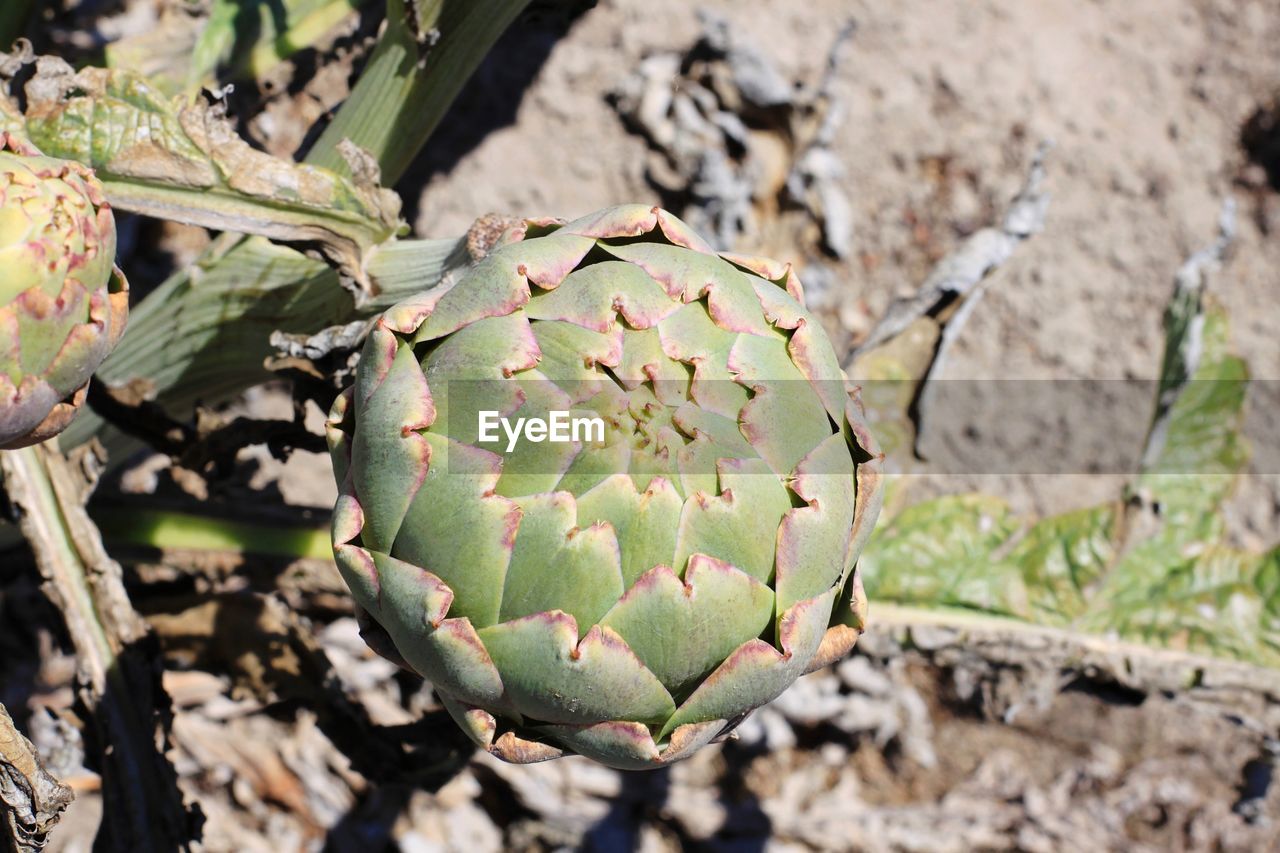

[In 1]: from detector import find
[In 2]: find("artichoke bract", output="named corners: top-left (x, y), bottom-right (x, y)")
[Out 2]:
top-left (327, 205), bottom-right (882, 768)
top-left (0, 133), bottom-right (128, 449)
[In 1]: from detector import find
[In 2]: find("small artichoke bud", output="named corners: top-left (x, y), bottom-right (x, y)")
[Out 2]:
top-left (0, 132), bottom-right (128, 449)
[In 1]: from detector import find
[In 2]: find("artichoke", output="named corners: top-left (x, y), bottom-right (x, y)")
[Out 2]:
top-left (0, 133), bottom-right (128, 449)
top-left (327, 205), bottom-right (883, 768)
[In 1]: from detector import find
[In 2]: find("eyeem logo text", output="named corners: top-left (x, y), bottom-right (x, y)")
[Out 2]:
top-left (477, 410), bottom-right (606, 453)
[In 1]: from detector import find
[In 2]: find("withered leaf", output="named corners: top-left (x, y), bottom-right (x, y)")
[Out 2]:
top-left (20, 58), bottom-right (403, 301)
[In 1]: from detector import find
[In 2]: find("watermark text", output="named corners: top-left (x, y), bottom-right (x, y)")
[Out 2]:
top-left (477, 410), bottom-right (606, 453)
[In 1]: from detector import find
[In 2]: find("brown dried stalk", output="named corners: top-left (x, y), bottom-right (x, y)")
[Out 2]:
top-left (0, 442), bottom-right (199, 851)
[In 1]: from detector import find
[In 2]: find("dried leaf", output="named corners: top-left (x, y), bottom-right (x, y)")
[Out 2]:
top-left (17, 59), bottom-right (403, 299)
top-left (106, 0), bottom-right (370, 98)
top-left (0, 704), bottom-right (73, 853)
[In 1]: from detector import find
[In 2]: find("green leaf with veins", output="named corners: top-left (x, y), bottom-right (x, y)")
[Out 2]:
top-left (22, 61), bottom-right (403, 288)
top-left (862, 297), bottom-right (1275, 667)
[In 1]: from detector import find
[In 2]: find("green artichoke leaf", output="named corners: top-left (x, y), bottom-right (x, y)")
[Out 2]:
top-left (497, 492), bottom-right (625, 634)
top-left (477, 614), bottom-right (676, 726)
top-left (859, 493), bottom-right (1025, 615)
top-left (576, 474), bottom-right (682, 589)
top-left (729, 332), bottom-right (833, 477)
top-left (861, 296), bottom-right (1277, 667)
top-left (600, 556), bottom-right (775, 700)
top-left (672, 457), bottom-right (792, 585)
top-left (774, 431), bottom-right (859, 615)
top-left (392, 433), bottom-right (520, 630)
top-left (20, 59), bottom-right (404, 297)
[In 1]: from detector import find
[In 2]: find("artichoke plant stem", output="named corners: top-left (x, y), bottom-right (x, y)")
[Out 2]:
top-left (91, 505), bottom-right (332, 561)
top-left (2, 446), bottom-right (115, 690)
top-left (0, 443), bottom-right (194, 849)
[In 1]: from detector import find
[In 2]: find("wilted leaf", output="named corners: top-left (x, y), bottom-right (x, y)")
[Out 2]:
top-left (1073, 299), bottom-right (1262, 661)
top-left (1077, 545), bottom-right (1280, 667)
top-left (106, 0), bottom-right (371, 98)
top-left (860, 494), bottom-right (1026, 617)
top-left (1006, 504), bottom-right (1117, 624)
top-left (860, 212), bottom-right (1277, 667)
top-left (19, 58), bottom-right (403, 297)
top-left (1136, 304), bottom-right (1249, 521)
top-left (0, 703), bottom-right (73, 853)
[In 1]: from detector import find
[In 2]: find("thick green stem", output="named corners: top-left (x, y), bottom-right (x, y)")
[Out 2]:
top-left (93, 505), bottom-right (331, 560)
top-left (307, 0), bottom-right (532, 182)
top-left (63, 234), bottom-right (469, 454)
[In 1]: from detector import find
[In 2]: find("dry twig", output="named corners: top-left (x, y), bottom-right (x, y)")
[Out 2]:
top-left (852, 142), bottom-right (1052, 359)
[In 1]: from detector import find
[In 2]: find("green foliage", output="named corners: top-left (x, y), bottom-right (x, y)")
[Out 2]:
top-left (861, 300), bottom-right (1277, 666)
top-left (106, 0), bottom-right (374, 98)
top-left (0, 1), bottom-right (533, 455)
top-left (23, 63), bottom-right (403, 281)
top-left (306, 0), bottom-right (531, 182)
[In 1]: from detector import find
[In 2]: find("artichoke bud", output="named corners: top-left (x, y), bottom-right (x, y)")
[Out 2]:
top-left (0, 132), bottom-right (128, 449)
top-left (327, 205), bottom-right (883, 769)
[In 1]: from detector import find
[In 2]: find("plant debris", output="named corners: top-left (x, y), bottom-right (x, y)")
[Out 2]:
top-left (611, 11), bottom-right (856, 255)
top-left (0, 702), bottom-right (72, 853)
